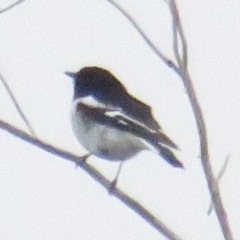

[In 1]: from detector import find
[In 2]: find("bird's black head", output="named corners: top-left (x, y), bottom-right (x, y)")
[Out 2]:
top-left (65, 67), bottom-right (127, 102)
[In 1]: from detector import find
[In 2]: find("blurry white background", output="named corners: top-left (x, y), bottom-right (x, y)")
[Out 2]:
top-left (0, 1), bottom-right (239, 239)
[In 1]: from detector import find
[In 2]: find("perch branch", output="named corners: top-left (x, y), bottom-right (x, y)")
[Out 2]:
top-left (0, 119), bottom-right (182, 240)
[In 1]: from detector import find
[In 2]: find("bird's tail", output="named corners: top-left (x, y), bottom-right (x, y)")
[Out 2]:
top-left (158, 145), bottom-right (183, 168)
top-left (142, 130), bottom-right (183, 168)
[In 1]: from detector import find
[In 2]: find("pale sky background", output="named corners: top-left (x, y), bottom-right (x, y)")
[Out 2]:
top-left (0, 0), bottom-right (240, 239)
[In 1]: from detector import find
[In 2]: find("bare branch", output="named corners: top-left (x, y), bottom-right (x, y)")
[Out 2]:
top-left (168, 1), bottom-right (182, 67)
top-left (182, 71), bottom-right (233, 240)
top-left (106, 0), bottom-right (178, 72)
top-left (0, 119), bottom-right (182, 240)
top-left (167, 1), bottom-right (233, 239)
top-left (0, 0), bottom-right (25, 14)
top-left (0, 72), bottom-right (36, 136)
top-left (167, 0), bottom-right (188, 69)
top-left (208, 155), bottom-right (230, 215)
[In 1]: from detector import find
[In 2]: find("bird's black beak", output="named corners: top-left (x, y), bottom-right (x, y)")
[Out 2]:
top-left (65, 71), bottom-right (76, 79)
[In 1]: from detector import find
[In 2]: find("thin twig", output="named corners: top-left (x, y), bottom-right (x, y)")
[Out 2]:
top-left (106, 0), bottom-right (178, 72)
top-left (0, 0), bottom-right (25, 14)
top-left (0, 72), bottom-right (36, 136)
top-left (181, 70), bottom-right (233, 240)
top-left (215, 155), bottom-right (230, 186)
top-left (169, 2), bottom-right (182, 68)
top-left (168, 1), bottom-right (188, 70)
top-left (167, 1), bottom-right (233, 239)
top-left (208, 155), bottom-right (229, 215)
top-left (0, 119), bottom-right (182, 240)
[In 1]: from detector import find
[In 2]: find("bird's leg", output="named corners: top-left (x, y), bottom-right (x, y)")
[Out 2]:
top-left (108, 161), bottom-right (124, 193)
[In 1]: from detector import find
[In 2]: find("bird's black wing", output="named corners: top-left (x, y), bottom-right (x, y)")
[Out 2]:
top-left (76, 102), bottom-right (183, 168)
top-left (121, 94), bottom-right (162, 131)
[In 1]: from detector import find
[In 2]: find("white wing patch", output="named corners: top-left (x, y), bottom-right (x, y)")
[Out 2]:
top-left (73, 96), bottom-right (121, 112)
top-left (104, 110), bottom-right (156, 134)
top-left (78, 95), bottom-right (108, 109)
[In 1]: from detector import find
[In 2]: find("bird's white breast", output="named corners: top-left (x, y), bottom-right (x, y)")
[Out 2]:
top-left (71, 101), bottom-right (147, 161)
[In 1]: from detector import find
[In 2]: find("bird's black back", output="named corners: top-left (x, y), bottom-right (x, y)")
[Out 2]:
top-left (73, 67), bottom-right (161, 130)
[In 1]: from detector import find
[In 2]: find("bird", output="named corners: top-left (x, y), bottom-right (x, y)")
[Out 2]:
top-left (65, 66), bottom-right (183, 185)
